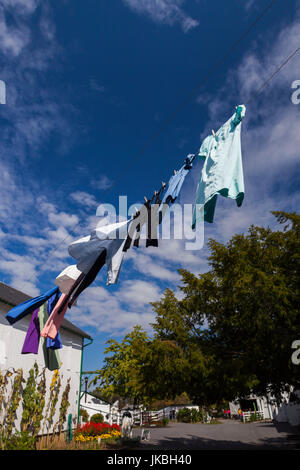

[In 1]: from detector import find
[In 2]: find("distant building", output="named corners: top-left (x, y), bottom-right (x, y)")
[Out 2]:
top-left (229, 390), bottom-right (300, 427)
top-left (0, 282), bottom-right (92, 434)
top-left (80, 392), bottom-right (111, 421)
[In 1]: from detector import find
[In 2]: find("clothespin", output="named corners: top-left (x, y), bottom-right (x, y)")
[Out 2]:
top-left (174, 170), bottom-right (177, 175)
top-left (212, 129), bottom-right (215, 137)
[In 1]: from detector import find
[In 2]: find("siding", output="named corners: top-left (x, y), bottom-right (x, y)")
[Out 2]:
top-left (0, 300), bottom-right (83, 434)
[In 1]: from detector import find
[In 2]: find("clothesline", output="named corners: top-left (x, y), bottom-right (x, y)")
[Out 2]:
top-left (6, 103), bottom-right (246, 362)
top-left (29, 42), bottom-right (299, 280)
top-left (23, 0), bottom-right (278, 278)
top-left (5, 42), bottom-right (300, 367)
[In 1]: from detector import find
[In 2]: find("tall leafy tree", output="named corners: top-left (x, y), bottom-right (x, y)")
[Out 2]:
top-left (95, 212), bottom-right (300, 405)
top-left (162, 211), bottom-right (300, 401)
top-left (92, 326), bottom-right (150, 404)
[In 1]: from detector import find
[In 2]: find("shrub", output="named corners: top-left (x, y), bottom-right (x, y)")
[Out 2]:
top-left (79, 408), bottom-right (89, 422)
top-left (177, 408), bottom-right (202, 423)
top-left (2, 431), bottom-right (37, 450)
top-left (176, 408), bottom-right (193, 423)
top-left (90, 413), bottom-right (104, 424)
top-left (191, 408), bottom-right (200, 423)
top-left (249, 412), bottom-right (261, 422)
top-left (161, 417), bottom-right (169, 427)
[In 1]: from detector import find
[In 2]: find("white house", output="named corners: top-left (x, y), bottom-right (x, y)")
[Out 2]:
top-left (80, 392), bottom-right (111, 421)
top-left (0, 282), bottom-right (93, 434)
top-left (229, 390), bottom-right (300, 426)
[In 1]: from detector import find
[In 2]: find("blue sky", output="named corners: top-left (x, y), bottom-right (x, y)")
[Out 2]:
top-left (0, 0), bottom-right (299, 377)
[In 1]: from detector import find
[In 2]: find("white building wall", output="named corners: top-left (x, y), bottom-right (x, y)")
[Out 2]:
top-left (230, 389), bottom-right (300, 426)
top-left (275, 390), bottom-right (300, 427)
top-left (0, 300), bottom-right (83, 434)
top-left (80, 394), bottom-right (111, 421)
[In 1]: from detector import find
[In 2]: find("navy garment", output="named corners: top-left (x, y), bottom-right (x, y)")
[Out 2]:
top-left (5, 286), bottom-right (59, 325)
top-left (46, 290), bottom-right (63, 350)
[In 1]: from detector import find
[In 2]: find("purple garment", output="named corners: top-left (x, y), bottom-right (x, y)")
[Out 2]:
top-left (21, 308), bottom-right (40, 354)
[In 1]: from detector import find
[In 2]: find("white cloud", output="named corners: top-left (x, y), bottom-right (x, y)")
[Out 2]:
top-left (0, 248), bottom-right (40, 296)
top-left (122, 0), bottom-right (199, 32)
top-left (0, 10), bottom-right (30, 57)
top-left (91, 175), bottom-right (113, 191)
top-left (0, 0), bottom-right (40, 15)
top-left (118, 279), bottom-right (162, 307)
top-left (69, 191), bottom-right (98, 208)
top-left (130, 252), bottom-right (180, 282)
top-left (0, 0), bottom-right (41, 57)
top-left (67, 284), bottom-right (158, 335)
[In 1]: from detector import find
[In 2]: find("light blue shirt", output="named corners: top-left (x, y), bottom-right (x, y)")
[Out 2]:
top-left (192, 105), bottom-right (246, 227)
top-left (160, 154), bottom-right (194, 209)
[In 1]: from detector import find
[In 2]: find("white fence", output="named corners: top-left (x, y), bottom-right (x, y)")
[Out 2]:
top-left (242, 410), bottom-right (264, 422)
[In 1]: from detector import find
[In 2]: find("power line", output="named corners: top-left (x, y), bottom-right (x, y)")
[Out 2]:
top-left (246, 46), bottom-right (300, 105)
top-left (38, 44), bottom-right (300, 282)
top-left (27, 0), bottom-right (278, 277)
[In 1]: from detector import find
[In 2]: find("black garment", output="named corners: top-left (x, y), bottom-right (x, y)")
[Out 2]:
top-left (145, 187), bottom-right (164, 248)
top-left (133, 200), bottom-right (152, 248)
top-left (58, 249), bottom-right (107, 312)
top-left (68, 248), bottom-right (107, 308)
top-left (123, 184), bottom-right (165, 252)
top-left (123, 199), bottom-right (152, 252)
top-left (122, 209), bottom-right (143, 252)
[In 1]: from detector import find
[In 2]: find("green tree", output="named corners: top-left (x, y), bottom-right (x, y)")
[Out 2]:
top-left (94, 212), bottom-right (300, 406)
top-left (92, 326), bottom-right (151, 404)
top-left (154, 211), bottom-right (300, 402)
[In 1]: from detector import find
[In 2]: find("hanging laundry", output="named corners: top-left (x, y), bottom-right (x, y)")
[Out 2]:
top-left (40, 293), bottom-right (69, 340)
top-left (68, 219), bottom-right (131, 283)
top-left (160, 154), bottom-right (195, 208)
top-left (55, 265), bottom-right (82, 295)
top-left (46, 290), bottom-right (63, 350)
top-left (21, 308), bottom-right (40, 355)
top-left (123, 201), bottom-right (151, 252)
top-left (192, 105), bottom-right (246, 227)
top-left (145, 185), bottom-right (166, 248)
top-left (42, 341), bottom-right (61, 371)
top-left (123, 183), bottom-right (166, 252)
top-left (106, 239), bottom-right (126, 285)
top-left (5, 286), bottom-right (59, 325)
top-left (67, 248), bottom-right (107, 307)
top-left (38, 304), bottom-right (61, 370)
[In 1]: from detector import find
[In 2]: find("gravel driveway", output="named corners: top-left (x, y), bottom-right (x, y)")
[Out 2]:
top-left (132, 420), bottom-right (300, 450)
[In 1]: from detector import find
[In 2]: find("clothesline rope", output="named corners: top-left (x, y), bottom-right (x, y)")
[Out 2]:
top-left (27, 0), bottom-right (296, 283)
top-left (245, 45), bottom-right (300, 105)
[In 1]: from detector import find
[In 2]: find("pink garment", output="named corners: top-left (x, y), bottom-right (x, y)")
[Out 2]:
top-left (40, 293), bottom-right (68, 339)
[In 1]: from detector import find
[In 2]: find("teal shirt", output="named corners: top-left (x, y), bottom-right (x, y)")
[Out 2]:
top-left (192, 105), bottom-right (246, 227)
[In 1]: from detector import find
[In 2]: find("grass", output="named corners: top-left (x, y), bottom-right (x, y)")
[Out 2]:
top-left (36, 433), bottom-right (124, 450)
